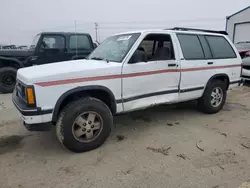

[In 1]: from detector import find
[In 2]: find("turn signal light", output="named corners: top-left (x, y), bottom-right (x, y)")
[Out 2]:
top-left (26, 88), bottom-right (35, 105)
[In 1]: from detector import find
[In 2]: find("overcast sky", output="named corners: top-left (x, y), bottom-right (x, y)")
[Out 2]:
top-left (1, 0), bottom-right (249, 45)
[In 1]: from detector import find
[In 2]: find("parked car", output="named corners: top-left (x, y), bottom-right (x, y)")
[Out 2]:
top-left (1, 45), bottom-right (17, 49)
top-left (0, 32), bottom-right (96, 93)
top-left (235, 41), bottom-right (250, 59)
top-left (12, 27), bottom-right (242, 153)
top-left (17, 45), bottom-right (29, 50)
top-left (242, 56), bottom-right (250, 81)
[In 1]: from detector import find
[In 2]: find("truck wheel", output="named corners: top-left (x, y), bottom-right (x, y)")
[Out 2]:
top-left (56, 97), bottom-right (113, 153)
top-left (0, 67), bottom-right (17, 93)
top-left (198, 80), bottom-right (227, 114)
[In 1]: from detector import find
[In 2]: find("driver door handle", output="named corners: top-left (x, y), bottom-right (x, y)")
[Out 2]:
top-left (168, 63), bottom-right (177, 67)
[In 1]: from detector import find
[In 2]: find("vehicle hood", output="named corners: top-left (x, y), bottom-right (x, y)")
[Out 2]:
top-left (0, 49), bottom-right (33, 57)
top-left (17, 59), bottom-right (121, 84)
top-left (242, 57), bottom-right (250, 66)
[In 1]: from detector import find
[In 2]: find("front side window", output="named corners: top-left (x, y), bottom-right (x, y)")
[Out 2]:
top-left (40, 35), bottom-right (65, 51)
top-left (131, 34), bottom-right (175, 63)
top-left (69, 35), bottom-right (92, 50)
top-left (177, 34), bottom-right (204, 60)
top-left (88, 33), bottom-right (141, 62)
top-left (205, 36), bottom-right (237, 59)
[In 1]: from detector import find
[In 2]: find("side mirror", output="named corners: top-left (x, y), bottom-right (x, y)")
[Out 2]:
top-left (129, 50), bottom-right (148, 64)
top-left (93, 43), bottom-right (98, 49)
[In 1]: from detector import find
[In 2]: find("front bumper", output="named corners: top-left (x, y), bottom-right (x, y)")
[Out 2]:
top-left (242, 68), bottom-right (250, 80)
top-left (12, 91), bottom-right (53, 130)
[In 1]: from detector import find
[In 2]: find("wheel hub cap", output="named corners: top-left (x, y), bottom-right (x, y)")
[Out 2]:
top-left (2, 74), bottom-right (15, 87)
top-left (72, 111), bottom-right (103, 143)
top-left (210, 87), bottom-right (223, 107)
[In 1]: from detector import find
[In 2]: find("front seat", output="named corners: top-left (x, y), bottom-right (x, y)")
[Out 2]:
top-left (152, 42), bottom-right (171, 61)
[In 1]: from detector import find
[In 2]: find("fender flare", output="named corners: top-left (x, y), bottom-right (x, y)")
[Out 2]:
top-left (0, 56), bottom-right (24, 68)
top-left (202, 73), bottom-right (230, 95)
top-left (52, 85), bottom-right (117, 122)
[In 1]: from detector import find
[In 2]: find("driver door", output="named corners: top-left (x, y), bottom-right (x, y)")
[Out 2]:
top-left (35, 34), bottom-right (66, 65)
top-left (121, 33), bottom-right (180, 112)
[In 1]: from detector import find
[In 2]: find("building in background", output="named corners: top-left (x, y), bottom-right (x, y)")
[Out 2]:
top-left (226, 6), bottom-right (250, 44)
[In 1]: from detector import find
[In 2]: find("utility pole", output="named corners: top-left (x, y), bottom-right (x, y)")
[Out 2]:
top-left (94, 22), bottom-right (99, 43)
top-left (75, 20), bottom-right (78, 57)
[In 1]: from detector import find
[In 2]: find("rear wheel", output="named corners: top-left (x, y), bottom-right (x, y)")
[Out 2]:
top-left (0, 67), bottom-right (17, 93)
top-left (56, 97), bottom-right (113, 153)
top-left (198, 80), bottom-right (227, 114)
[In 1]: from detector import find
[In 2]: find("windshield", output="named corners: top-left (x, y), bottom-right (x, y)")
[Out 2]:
top-left (30, 34), bottom-right (41, 49)
top-left (88, 33), bottom-right (141, 62)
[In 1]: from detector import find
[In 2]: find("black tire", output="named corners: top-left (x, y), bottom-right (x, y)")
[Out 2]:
top-left (0, 67), bottom-right (17, 93)
top-left (198, 80), bottom-right (227, 114)
top-left (56, 97), bottom-right (113, 153)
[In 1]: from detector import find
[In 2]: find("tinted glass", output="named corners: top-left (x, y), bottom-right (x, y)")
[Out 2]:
top-left (70, 35), bottom-right (92, 50)
top-left (198, 35), bottom-right (212, 59)
top-left (41, 35), bottom-right (65, 49)
top-left (177, 34), bottom-right (204, 60)
top-left (205, 36), bottom-right (236, 59)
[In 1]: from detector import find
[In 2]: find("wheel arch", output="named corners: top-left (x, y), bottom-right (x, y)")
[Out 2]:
top-left (0, 56), bottom-right (24, 68)
top-left (52, 85), bottom-right (117, 123)
top-left (203, 73), bottom-right (230, 95)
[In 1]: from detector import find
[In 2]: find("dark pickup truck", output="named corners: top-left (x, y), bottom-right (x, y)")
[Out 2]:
top-left (0, 32), bottom-right (96, 93)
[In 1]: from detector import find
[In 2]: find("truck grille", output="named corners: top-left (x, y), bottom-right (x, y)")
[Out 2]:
top-left (16, 80), bottom-right (27, 103)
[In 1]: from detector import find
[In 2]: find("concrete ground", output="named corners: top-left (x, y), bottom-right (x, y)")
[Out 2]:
top-left (0, 86), bottom-right (250, 188)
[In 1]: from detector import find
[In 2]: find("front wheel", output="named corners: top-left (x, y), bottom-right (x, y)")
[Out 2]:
top-left (198, 80), bottom-right (227, 114)
top-left (56, 97), bottom-right (113, 153)
top-left (0, 67), bottom-right (17, 93)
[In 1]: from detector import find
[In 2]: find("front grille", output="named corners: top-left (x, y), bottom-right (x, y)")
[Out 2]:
top-left (242, 65), bottom-right (250, 70)
top-left (242, 75), bottom-right (250, 79)
top-left (16, 80), bottom-right (27, 103)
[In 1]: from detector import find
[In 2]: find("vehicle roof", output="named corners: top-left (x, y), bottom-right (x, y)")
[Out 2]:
top-left (114, 29), bottom-right (225, 36)
top-left (39, 32), bottom-right (91, 36)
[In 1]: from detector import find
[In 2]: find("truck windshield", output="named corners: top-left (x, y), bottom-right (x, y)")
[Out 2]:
top-left (30, 34), bottom-right (41, 49)
top-left (88, 33), bottom-right (141, 62)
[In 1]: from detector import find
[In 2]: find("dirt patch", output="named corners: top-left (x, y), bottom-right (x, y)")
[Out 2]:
top-left (223, 103), bottom-right (249, 111)
top-left (239, 136), bottom-right (250, 150)
top-left (193, 150), bottom-right (239, 169)
top-left (0, 102), bottom-right (6, 110)
top-left (177, 153), bottom-right (189, 160)
top-left (146, 146), bottom-right (171, 156)
top-left (0, 135), bottom-right (30, 155)
top-left (0, 119), bottom-right (20, 128)
top-left (58, 166), bottom-right (76, 175)
top-left (116, 135), bottom-right (125, 142)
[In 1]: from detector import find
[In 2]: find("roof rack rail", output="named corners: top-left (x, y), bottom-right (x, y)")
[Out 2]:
top-left (166, 27), bottom-right (228, 35)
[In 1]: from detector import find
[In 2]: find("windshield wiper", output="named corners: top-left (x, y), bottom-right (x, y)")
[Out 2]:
top-left (89, 57), bottom-right (109, 63)
top-left (90, 57), bottom-right (104, 60)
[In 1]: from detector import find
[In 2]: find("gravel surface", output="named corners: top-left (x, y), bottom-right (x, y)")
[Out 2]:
top-left (0, 86), bottom-right (250, 188)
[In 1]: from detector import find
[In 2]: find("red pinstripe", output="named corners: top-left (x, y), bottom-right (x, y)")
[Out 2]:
top-left (35, 64), bottom-right (241, 87)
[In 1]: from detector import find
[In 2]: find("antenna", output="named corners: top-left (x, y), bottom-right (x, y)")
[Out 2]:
top-left (95, 22), bottom-right (99, 43)
top-left (75, 20), bottom-right (78, 58)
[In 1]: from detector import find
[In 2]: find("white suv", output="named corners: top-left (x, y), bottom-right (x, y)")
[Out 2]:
top-left (12, 27), bottom-right (242, 153)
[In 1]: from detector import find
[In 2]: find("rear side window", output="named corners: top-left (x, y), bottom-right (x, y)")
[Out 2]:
top-left (198, 35), bottom-right (212, 59)
top-left (69, 35), bottom-right (92, 50)
top-left (205, 36), bottom-right (237, 59)
top-left (177, 34), bottom-right (204, 60)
